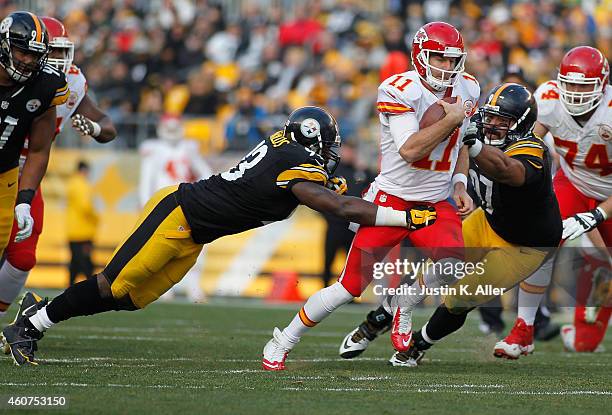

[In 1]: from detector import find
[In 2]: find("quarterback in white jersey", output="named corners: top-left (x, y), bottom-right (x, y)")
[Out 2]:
top-left (0, 16), bottom-right (117, 319)
top-left (263, 22), bottom-right (480, 371)
top-left (139, 116), bottom-right (212, 302)
top-left (375, 68), bottom-right (480, 202)
top-left (498, 46), bottom-right (611, 358)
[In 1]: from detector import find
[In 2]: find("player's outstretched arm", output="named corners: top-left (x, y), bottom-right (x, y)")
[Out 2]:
top-left (291, 181), bottom-right (436, 230)
top-left (468, 144), bottom-right (526, 186)
top-left (72, 94), bottom-right (117, 143)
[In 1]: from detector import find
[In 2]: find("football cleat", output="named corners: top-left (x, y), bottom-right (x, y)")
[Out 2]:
top-left (262, 327), bottom-right (293, 371)
top-left (339, 318), bottom-right (391, 359)
top-left (560, 324), bottom-right (576, 352)
top-left (2, 292), bottom-right (44, 355)
top-left (494, 318), bottom-right (534, 359)
top-left (388, 345), bottom-right (425, 367)
top-left (390, 307), bottom-right (413, 352)
top-left (2, 317), bottom-right (44, 366)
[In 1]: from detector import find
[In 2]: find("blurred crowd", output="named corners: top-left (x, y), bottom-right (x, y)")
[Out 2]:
top-left (2, 0), bottom-right (609, 157)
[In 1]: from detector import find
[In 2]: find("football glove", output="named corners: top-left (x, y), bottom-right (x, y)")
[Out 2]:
top-left (462, 114), bottom-right (481, 147)
top-left (406, 205), bottom-right (437, 230)
top-left (72, 114), bottom-right (101, 137)
top-left (326, 176), bottom-right (348, 195)
top-left (14, 203), bottom-right (33, 242)
top-left (562, 207), bottom-right (607, 240)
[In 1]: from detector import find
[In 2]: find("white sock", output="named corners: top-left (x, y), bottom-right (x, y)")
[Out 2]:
top-left (282, 282), bottom-right (353, 345)
top-left (28, 306), bottom-right (54, 332)
top-left (517, 257), bottom-right (553, 325)
top-left (421, 322), bottom-right (438, 344)
top-left (0, 260), bottom-right (30, 307)
top-left (391, 257), bottom-right (463, 311)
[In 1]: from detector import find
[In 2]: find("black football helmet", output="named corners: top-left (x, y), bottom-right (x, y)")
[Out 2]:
top-left (284, 106), bottom-right (341, 175)
top-left (476, 83), bottom-right (538, 148)
top-left (0, 11), bottom-right (49, 83)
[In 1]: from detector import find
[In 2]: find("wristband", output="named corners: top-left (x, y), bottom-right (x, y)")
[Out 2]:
top-left (16, 189), bottom-right (35, 205)
top-left (451, 173), bottom-right (468, 188)
top-left (91, 121), bottom-right (102, 138)
top-left (468, 139), bottom-right (483, 158)
top-left (375, 206), bottom-right (407, 227)
top-left (595, 206), bottom-right (608, 221)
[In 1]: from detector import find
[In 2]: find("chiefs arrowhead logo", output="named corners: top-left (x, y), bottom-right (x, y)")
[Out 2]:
top-left (414, 28), bottom-right (428, 45)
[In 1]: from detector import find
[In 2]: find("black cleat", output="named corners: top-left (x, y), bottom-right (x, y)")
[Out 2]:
top-left (1, 292), bottom-right (47, 365)
top-left (2, 318), bottom-right (44, 366)
top-left (2, 292), bottom-right (44, 355)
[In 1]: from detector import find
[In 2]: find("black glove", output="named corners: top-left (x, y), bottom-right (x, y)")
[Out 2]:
top-left (406, 205), bottom-right (437, 230)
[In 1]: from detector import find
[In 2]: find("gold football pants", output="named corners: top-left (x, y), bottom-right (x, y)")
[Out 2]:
top-left (103, 185), bottom-right (203, 308)
top-left (444, 207), bottom-right (550, 311)
top-left (0, 167), bottom-right (19, 256)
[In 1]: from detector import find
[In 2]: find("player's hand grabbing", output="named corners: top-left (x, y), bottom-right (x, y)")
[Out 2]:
top-left (326, 176), bottom-right (348, 195)
top-left (462, 114), bottom-right (482, 147)
top-left (562, 207), bottom-right (607, 240)
top-left (439, 95), bottom-right (465, 125)
top-left (406, 205), bottom-right (437, 230)
top-left (14, 203), bottom-right (33, 242)
top-left (72, 113), bottom-right (101, 138)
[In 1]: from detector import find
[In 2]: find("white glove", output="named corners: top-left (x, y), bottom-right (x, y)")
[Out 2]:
top-left (14, 203), bottom-right (33, 242)
top-left (72, 113), bottom-right (101, 137)
top-left (562, 207), bottom-right (607, 240)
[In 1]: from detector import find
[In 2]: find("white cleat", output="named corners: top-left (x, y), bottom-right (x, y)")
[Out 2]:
top-left (560, 324), bottom-right (576, 352)
top-left (388, 349), bottom-right (424, 367)
top-left (339, 327), bottom-right (370, 359)
top-left (262, 327), bottom-right (293, 371)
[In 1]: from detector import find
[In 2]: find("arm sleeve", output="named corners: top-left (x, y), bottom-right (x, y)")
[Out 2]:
top-left (388, 112), bottom-right (419, 149)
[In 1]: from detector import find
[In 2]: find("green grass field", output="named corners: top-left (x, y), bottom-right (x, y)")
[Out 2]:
top-left (0, 297), bottom-right (610, 415)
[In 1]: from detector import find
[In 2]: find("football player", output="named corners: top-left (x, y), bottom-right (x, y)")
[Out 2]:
top-left (0, 16), bottom-right (116, 317)
top-left (139, 115), bottom-right (211, 302)
top-left (388, 83), bottom-right (562, 366)
top-left (1, 106), bottom-right (436, 366)
top-left (263, 22), bottom-right (480, 371)
top-left (0, 12), bottom-right (68, 261)
top-left (498, 46), bottom-right (611, 355)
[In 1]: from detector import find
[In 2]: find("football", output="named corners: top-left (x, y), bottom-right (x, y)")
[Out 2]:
top-left (419, 96), bottom-right (458, 129)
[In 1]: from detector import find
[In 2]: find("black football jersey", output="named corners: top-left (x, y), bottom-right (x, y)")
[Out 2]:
top-left (0, 64), bottom-right (68, 173)
top-left (469, 136), bottom-right (562, 247)
top-left (177, 131), bottom-right (329, 244)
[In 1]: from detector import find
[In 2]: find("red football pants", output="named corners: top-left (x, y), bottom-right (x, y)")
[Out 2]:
top-left (6, 187), bottom-right (43, 271)
top-left (338, 185), bottom-right (463, 297)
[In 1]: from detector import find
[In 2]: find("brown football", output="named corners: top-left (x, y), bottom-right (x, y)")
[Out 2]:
top-left (419, 96), bottom-right (458, 129)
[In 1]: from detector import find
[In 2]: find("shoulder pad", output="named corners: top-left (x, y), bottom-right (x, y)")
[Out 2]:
top-left (377, 71), bottom-right (420, 115)
top-left (535, 81), bottom-right (560, 117)
top-left (459, 72), bottom-right (481, 100)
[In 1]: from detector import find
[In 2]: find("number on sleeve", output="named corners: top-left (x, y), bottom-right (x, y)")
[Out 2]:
top-left (388, 75), bottom-right (412, 92)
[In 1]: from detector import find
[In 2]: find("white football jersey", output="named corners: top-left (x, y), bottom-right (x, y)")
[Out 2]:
top-left (19, 64), bottom-right (88, 172)
top-left (374, 70), bottom-right (480, 203)
top-left (536, 81), bottom-right (612, 200)
top-left (139, 139), bottom-right (212, 207)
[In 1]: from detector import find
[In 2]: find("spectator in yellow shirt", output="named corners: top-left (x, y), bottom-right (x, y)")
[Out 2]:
top-left (66, 161), bottom-right (99, 286)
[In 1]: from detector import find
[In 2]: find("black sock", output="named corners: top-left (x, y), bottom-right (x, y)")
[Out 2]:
top-left (366, 305), bottom-right (393, 329)
top-left (423, 305), bottom-right (470, 343)
top-left (45, 277), bottom-right (119, 323)
top-left (413, 330), bottom-right (433, 351)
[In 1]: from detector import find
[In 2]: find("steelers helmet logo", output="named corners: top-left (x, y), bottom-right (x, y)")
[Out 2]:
top-left (0, 17), bottom-right (12, 34)
top-left (300, 118), bottom-right (321, 139)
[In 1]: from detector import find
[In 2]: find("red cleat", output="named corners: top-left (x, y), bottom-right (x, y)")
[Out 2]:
top-left (494, 318), bottom-right (534, 359)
